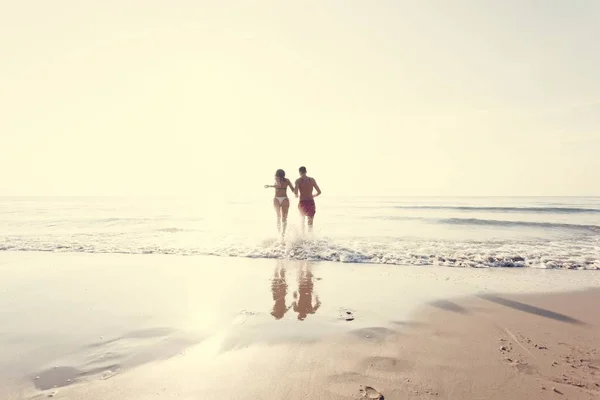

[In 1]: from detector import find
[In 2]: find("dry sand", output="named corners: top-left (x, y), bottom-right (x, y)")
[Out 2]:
top-left (1, 252), bottom-right (599, 399)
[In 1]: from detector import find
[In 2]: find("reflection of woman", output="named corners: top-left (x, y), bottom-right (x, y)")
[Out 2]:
top-left (271, 261), bottom-right (291, 319)
top-left (292, 262), bottom-right (321, 321)
top-left (264, 169), bottom-right (295, 237)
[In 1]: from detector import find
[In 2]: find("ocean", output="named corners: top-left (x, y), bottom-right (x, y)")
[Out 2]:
top-left (1, 196), bottom-right (599, 270)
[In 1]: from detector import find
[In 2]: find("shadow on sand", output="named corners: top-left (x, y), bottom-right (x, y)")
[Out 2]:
top-left (478, 294), bottom-right (584, 325)
top-left (429, 299), bottom-right (469, 315)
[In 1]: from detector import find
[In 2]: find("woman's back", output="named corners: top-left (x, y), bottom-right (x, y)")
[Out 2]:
top-left (274, 178), bottom-right (289, 196)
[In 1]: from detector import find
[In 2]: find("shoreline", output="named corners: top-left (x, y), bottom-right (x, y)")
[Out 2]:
top-left (1, 252), bottom-right (599, 399)
top-left (2, 249), bottom-right (600, 270)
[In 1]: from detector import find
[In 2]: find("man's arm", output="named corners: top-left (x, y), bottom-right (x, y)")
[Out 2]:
top-left (312, 179), bottom-right (321, 197)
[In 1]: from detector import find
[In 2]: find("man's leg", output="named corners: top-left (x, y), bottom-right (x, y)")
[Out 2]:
top-left (307, 200), bottom-right (316, 232)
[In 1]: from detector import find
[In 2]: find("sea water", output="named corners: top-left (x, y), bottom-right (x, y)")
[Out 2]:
top-left (1, 196), bottom-right (599, 269)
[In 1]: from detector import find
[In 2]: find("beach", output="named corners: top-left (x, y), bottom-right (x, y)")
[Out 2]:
top-left (1, 252), bottom-right (599, 399)
top-left (3, 0), bottom-right (600, 395)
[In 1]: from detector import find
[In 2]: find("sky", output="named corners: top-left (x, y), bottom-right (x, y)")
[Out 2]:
top-left (1, 0), bottom-right (599, 197)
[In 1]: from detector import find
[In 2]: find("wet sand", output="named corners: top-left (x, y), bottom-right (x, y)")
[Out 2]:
top-left (1, 252), bottom-right (599, 399)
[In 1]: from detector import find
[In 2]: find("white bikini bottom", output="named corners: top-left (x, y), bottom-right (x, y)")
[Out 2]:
top-left (275, 197), bottom-right (287, 205)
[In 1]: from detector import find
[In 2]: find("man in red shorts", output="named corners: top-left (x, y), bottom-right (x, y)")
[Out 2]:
top-left (294, 166), bottom-right (321, 233)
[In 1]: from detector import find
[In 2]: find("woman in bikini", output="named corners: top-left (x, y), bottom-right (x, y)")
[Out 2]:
top-left (264, 169), bottom-right (295, 237)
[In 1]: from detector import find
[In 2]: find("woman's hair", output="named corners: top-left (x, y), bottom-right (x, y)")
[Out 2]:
top-left (275, 169), bottom-right (286, 185)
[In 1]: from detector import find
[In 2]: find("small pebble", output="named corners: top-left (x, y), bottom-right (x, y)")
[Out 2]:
top-left (48, 391), bottom-right (57, 398)
top-left (553, 387), bottom-right (563, 394)
top-left (500, 346), bottom-right (507, 351)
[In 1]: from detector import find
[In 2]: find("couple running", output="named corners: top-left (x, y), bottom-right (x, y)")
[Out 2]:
top-left (264, 166), bottom-right (321, 237)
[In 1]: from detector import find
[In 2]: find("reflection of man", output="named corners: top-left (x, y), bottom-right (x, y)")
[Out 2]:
top-left (294, 166), bottom-right (321, 233)
top-left (292, 263), bottom-right (321, 320)
top-left (271, 262), bottom-right (291, 319)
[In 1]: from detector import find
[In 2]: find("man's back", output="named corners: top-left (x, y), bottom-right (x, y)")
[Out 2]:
top-left (296, 176), bottom-right (315, 201)
top-left (295, 166), bottom-right (321, 231)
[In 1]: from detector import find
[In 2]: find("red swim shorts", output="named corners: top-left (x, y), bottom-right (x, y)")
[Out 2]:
top-left (298, 199), bottom-right (316, 217)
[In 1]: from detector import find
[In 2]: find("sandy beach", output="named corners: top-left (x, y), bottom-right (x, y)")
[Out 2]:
top-left (1, 252), bottom-right (599, 399)
top-left (3, 0), bottom-right (600, 397)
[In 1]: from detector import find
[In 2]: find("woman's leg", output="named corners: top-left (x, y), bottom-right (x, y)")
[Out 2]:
top-left (281, 198), bottom-right (290, 236)
top-left (273, 198), bottom-right (282, 233)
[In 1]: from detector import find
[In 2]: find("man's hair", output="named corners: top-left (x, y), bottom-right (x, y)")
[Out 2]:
top-left (299, 166), bottom-right (307, 173)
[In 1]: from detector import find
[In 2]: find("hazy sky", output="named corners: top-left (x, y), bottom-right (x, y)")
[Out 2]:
top-left (1, 0), bottom-right (599, 197)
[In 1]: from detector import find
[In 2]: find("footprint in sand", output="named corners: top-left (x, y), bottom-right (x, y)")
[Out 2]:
top-left (359, 386), bottom-right (384, 399)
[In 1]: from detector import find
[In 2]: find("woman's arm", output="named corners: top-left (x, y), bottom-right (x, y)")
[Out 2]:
top-left (264, 184), bottom-right (275, 188)
top-left (288, 179), bottom-right (295, 193)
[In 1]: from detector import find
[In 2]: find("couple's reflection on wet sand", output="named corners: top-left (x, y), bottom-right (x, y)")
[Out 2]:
top-left (270, 260), bottom-right (291, 319)
top-left (271, 260), bottom-right (321, 320)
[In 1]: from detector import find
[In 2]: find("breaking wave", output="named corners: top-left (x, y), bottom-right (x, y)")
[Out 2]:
top-left (440, 218), bottom-right (600, 233)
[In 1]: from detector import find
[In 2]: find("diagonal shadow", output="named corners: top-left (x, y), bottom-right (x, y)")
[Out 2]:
top-left (429, 299), bottom-right (469, 314)
top-left (478, 294), bottom-right (584, 325)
